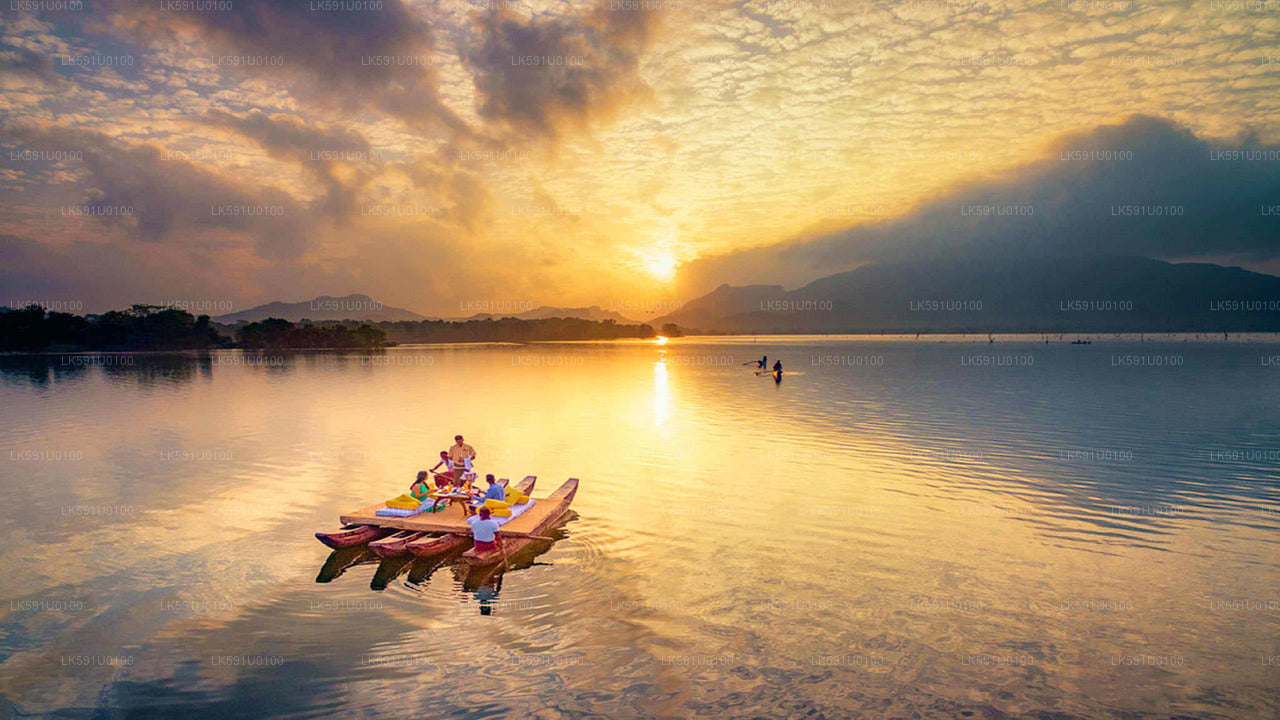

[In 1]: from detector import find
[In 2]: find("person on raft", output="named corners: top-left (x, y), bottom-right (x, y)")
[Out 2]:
top-left (427, 450), bottom-right (453, 488)
top-left (448, 434), bottom-right (476, 485)
top-left (773, 359), bottom-right (783, 374)
top-left (757, 355), bottom-right (768, 368)
top-left (477, 473), bottom-right (505, 503)
top-left (471, 506), bottom-right (502, 553)
top-left (409, 470), bottom-right (432, 500)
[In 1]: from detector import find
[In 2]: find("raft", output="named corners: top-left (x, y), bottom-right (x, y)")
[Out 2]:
top-left (316, 476), bottom-right (577, 561)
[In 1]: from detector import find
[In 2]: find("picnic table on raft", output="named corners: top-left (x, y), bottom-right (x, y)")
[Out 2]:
top-left (428, 488), bottom-right (478, 513)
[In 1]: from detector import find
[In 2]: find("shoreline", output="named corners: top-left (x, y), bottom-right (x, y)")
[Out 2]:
top-left (4, 331), bottom-right (1280, 356)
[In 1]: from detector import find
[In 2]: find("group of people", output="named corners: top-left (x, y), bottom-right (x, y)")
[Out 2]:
top-left (751, 355), bottom-right (783, 381)
top-left (407, 434), bottom-right (505, 551)
top-left (754, 355), bottom-right (782, 373)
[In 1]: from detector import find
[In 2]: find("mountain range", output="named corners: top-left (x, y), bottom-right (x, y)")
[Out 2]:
top-left (455, 305), bottom-right (639, 323)
top-left (213, 294), bottom-right (425, 323)
top-left (652, 256), bottom-right (1280, 333)
top-left (214, 296), bottom-right (641, 324)
top-left (211, 254), bottom-right (1280, 333)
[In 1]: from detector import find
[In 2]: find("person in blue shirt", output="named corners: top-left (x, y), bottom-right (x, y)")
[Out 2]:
top-left (471, 507), bottom-right (501, 552)
top-left (480, 474), bottom-right (505, 503)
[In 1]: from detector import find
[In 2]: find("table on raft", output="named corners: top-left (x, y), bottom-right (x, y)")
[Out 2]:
top-left (341, 490), bottom-right (547, 537)
top-left (428, 489), bottom-right (477, 514)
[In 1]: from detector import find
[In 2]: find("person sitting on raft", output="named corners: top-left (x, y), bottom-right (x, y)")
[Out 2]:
top-left (471, 506), bottom-right (502, 553)
top-left (757, 355), bottom-right (767, 368)
top-left (475, 473), bottom-right (505, 503)
top-left (428, 451), bottom-right (452, 489)
top-left (409, 471), bottom-right (432, 500)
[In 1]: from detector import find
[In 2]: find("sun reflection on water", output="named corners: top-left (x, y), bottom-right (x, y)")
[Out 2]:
top-left (652, 353), bottom-right (669, 426)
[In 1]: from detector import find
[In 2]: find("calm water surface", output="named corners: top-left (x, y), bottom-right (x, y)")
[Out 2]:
top-left (1, 336), bottom-right (1278, 718)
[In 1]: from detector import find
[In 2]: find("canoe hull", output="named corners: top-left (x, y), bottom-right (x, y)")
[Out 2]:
top-left (404, 533), bottom-right (468, 558)
top-left (369, 530), bottom-right (428, 558)
top-left (315, 524), bottom-right (393, 549)
top-left (461, 478), bottom-right (578, 567)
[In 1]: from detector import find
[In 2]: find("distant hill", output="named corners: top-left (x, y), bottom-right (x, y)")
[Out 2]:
top-left (374, 316), bottom-right (655, 343)
top-left (654, 256), bottom-right (1280, 333)
top-left (215, 298), bottom-right (639, 324)
top-left (456, 305), bottom-right (640, 323)
top-left (214, 294), bottom-right (425, 323)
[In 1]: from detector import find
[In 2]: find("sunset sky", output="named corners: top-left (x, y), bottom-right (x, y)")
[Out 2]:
top-left (2, 0), bottom-right (1278, 316)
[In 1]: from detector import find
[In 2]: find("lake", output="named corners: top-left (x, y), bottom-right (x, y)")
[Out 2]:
top-left (1, 335), bottom-right (1278, 719)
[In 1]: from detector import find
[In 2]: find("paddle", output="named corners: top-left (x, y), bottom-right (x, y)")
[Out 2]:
top-left (495, 529), bottom-right (557, 541)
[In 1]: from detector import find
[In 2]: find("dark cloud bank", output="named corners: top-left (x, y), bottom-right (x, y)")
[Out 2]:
top-left (655, 116), bottom-right (1280, 332)
top-left (678, 115), bottom-right (1280, 296)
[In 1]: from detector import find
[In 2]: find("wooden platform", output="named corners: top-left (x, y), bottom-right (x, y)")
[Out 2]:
top-left (339, 476), bottom-right (565, 537)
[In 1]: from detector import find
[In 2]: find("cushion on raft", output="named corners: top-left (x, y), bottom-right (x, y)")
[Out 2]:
top-left (385, 494), bottom-right (420, 510)
top-left (466, 499), bottom-right (535, 527)
top-left (505, 492), bottom-right (527, 505)
top-left (489, 507), bottom-right (512, 518)
top-left (376, 506), bottom-right (420, 517)
top-left (483, 498), bottom-right (512, 509)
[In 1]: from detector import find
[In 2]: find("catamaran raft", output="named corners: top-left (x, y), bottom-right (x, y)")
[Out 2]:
top-left (315, 476), bottom-right (579, 566)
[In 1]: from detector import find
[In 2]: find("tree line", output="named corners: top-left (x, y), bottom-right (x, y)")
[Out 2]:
top-left (369, 316), bottom-right (656, 343)
top-left (1, 305), bottom-right (659, 351)
top-left (0, 305), bottom-right (224, 352)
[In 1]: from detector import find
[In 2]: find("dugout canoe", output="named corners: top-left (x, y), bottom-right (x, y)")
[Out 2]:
top-left (460, 477), bottom-right (579, 567)
top-left (315, 523), bottom-right (395, 549)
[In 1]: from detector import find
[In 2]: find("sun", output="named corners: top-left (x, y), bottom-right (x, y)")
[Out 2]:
top-left (644, 252), bottom-right (678, 281)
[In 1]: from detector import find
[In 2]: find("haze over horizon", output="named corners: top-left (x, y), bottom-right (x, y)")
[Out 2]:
top-left (2, 0), bottom-right (1279, 316)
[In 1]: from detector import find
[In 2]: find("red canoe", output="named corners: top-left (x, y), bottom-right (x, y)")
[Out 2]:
top-left (314, 523), bottom-right (395, 549)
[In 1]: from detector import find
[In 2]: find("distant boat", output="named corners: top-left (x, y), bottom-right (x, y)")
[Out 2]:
top-left (1071, 339), bottom-right (1092, 345)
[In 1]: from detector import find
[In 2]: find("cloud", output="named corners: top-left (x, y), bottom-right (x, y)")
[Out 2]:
top-left (202, 109), bottom-right (369, 157)
top-left (6, 121), bottom-right (314, 258)
top-left (0, 46), bottom-right (60, 88)
top-left (201, 109), bottom-right (374, 218)
top-left (462, 1), bottom-right (660, 142)
top-left (92, 0), bottom-right (467, 138)
top-left (677, 115), bottom-right (1280, 295)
